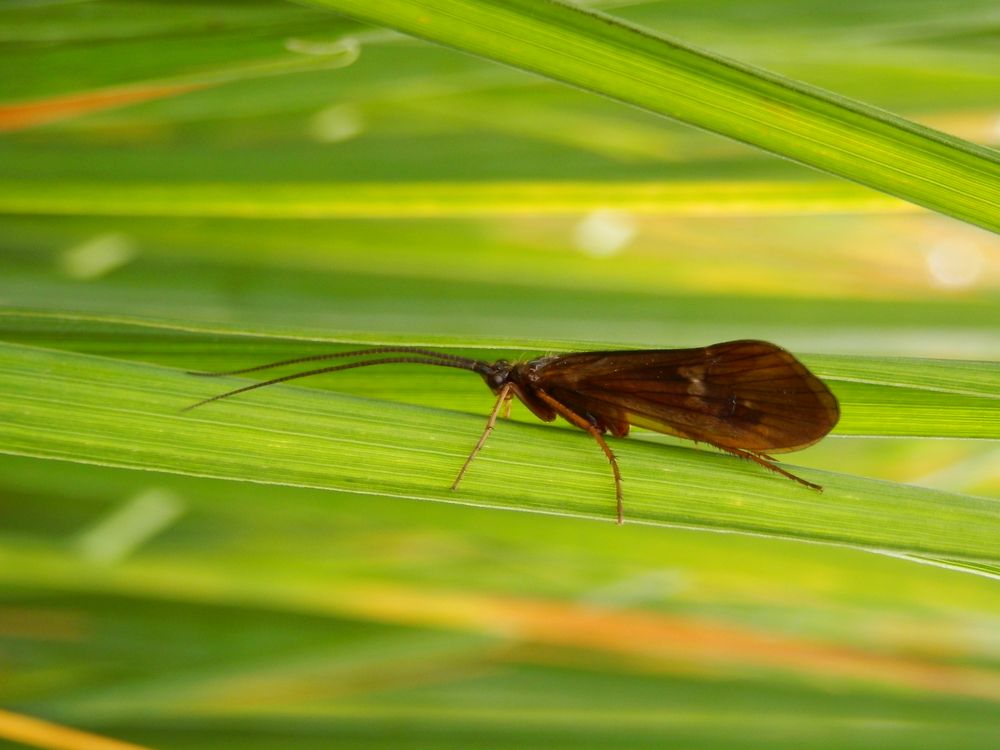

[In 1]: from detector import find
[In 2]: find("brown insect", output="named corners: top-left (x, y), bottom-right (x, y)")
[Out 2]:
top-left (184, 340), bottom-right (839, 524)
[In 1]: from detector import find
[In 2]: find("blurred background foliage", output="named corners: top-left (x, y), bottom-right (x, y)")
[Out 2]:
top-left (1, 0), bottom-right (999, 748)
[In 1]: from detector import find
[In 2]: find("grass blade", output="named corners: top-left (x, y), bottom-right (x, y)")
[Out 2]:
top-left (0, 180), bottom-right (912, 218)
top-left (2, 341), bottom-right (998, 560)
top-left (300, 0), bottom-right (1000, 231)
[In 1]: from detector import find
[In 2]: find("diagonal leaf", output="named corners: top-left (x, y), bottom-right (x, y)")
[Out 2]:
top-left (299, 0), bottom-right (1000, 232)
top-left (0, 45), bottom-right (360, 132)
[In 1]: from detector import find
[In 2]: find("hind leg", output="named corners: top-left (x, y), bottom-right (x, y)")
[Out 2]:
top-left (721, 447), bottom-right (822, 491)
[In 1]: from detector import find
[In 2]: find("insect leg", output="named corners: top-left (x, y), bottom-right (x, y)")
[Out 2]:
top-left (501, 397), bottom-right (512, 420)
top-left (721, 447), bottom-right (822, 491)
top-left (451, 382), bottom-right (513, 491)
top-left (534, 389), bottom-right (624, 525)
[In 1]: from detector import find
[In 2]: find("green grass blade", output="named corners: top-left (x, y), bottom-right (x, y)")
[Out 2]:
top-left (3, 340), bottom-right (998, 560)
top-left (0, 180), bottom-right (912, 218)
top-left (3, 312), bottom-right (998, 440)
top-left (300, 0), bottom-right (1000, 231)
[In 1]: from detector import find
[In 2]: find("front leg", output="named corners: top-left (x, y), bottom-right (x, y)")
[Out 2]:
top-left (451, 383), bottom-right (513, 491)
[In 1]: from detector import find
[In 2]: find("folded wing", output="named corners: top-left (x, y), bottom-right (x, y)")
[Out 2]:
top-left (533, 340), bottom-right (839, 452)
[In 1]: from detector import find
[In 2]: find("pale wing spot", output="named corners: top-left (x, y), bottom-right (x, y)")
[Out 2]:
top-left (678, 365), bottom-right (707, 396)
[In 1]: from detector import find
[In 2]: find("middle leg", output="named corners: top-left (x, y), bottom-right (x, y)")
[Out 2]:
top-left (534, 389), bottom-right (624, 525)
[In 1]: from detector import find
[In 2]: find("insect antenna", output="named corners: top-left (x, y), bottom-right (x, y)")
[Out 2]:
top-left (187, 346), bottom-right (483, 377)
top-left (182, 355), bottom-right (486, 413)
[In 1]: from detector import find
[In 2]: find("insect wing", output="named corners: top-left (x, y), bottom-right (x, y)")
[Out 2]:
top-left (532, 340), bottom-right (839, 452)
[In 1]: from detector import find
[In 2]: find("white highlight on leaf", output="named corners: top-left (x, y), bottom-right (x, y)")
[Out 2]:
top-left (76, 488), bottom-right (185, 565)
top-left (573, 209), bottom-right (637, 258)
top-left (284, 36), bottom-right (361, 66)
top-left (308, 103), bottom-right (364, 144)
top-left (924, 239), bottom-right (984, 289)
top-left (59, 233), bottom-right (135, 280)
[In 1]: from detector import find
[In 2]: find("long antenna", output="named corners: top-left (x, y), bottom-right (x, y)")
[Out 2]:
top-left (187, 346), bottom-right (484, 377)
top-left (182, 355), bottom-right (485, 413)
